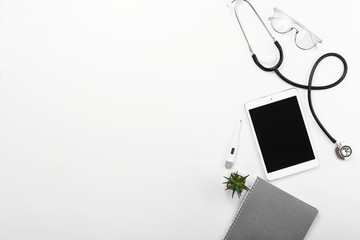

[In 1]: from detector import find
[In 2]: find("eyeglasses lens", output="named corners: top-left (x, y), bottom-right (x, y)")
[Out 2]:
top-left (270, 8), bottom-right (292, 33)
top-left (295, 29), bottom-right (321, 50)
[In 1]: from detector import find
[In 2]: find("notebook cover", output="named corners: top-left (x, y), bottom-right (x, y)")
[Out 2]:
top-left (223, 177), bottom-right (318, 240)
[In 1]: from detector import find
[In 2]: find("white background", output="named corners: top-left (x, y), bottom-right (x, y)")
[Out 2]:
top-left (0, 0), bottom-right (359, 239)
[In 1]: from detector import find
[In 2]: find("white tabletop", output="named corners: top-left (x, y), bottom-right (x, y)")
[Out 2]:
top-left (0, 0), bottom-right (359, 239)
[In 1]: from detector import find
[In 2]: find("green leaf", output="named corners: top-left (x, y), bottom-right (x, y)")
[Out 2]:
top-left (235, 185), bottom-right (240, 194)
top-left (229, 178), bottom-right (237, 185)
top-left (237, 190), bottom-right (242, 198)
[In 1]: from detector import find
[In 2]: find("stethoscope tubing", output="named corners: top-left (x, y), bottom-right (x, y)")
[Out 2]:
top-left (252, 43), bottom-right (347, 144)
top-left (306, 53), bottom-right (347, 144)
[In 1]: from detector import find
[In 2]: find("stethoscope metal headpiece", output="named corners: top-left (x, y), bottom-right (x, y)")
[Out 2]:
top-left (232, 0), bottom-right (275, 54)
top-left (231, 0), bottom-right (284, 72)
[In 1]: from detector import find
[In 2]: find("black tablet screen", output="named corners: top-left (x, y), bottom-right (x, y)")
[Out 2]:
top-left (249, 96), bottom-right (315, 173)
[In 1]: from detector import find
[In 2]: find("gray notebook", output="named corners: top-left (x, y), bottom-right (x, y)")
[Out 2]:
top-left (223, 177), bottom-right (318, 240)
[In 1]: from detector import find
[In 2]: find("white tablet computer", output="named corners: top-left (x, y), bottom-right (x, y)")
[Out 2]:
top-left (245, 88), bottom-right (319, 180)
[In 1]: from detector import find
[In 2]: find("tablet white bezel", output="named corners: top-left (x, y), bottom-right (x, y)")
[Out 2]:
top-left (245, 88), bottom-right (319, 181)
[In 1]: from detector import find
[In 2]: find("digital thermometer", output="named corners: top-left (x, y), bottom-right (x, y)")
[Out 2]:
top-left (225, 120), bottom-right (243, 169)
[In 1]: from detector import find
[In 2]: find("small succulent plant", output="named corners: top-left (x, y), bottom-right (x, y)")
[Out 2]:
top-left (223, 172), bottom-right (249, 198)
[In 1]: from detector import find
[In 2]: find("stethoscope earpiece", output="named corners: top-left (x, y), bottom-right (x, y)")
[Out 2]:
top-left (336, 142), bottom-right (353, 160)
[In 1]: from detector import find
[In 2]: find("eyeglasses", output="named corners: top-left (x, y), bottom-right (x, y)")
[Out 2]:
top-left (268, 8), bottom-right (322, 50)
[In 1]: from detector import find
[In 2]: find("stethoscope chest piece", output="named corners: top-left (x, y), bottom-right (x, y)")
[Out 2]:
top-left (336, 142), bottom-right (353, 160)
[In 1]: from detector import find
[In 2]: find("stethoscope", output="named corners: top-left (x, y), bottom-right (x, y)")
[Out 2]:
top-left (233, 0), bottom-right (353, 160)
